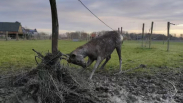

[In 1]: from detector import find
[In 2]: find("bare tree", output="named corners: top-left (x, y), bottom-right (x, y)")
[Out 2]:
top-left (50, 0), bottom-right (59, 54)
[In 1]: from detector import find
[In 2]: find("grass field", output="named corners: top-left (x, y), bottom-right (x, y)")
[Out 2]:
top-left (0, 40), bottom-right (183, 73)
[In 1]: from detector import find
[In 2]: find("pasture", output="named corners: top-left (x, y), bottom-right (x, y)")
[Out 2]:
top-left (1, 39), bottom-right (183, 102)
top-left (0, 40), bottom-right (183, 73)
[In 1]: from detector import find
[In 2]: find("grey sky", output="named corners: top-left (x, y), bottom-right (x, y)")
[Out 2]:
top-left (0, 0), bottom-right (183, 35)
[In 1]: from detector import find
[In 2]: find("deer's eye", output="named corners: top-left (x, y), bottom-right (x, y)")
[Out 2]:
top-left (71, 54), bottom-right (76, 58)
top-left (76, 60), bottom-right (79, 63)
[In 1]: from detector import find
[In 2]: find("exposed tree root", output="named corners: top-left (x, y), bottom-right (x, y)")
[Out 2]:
top-left (0, 49), bottom-right (102, 103)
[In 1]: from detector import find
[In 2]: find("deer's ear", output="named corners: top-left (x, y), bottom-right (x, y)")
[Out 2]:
top-left (70, 54), bottom-right (76, 58)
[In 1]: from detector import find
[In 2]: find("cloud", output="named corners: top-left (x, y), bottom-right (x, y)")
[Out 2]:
top-left (0, 0), bottom-right (182, 35)
top-left (177, 24), bottom-right (183, 26)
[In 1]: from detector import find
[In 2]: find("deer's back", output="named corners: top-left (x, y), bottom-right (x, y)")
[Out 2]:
top-left (85, 31), bottom-right (122, 59)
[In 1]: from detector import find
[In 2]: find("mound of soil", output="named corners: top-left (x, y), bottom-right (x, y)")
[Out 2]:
top-left (0, 51), bottom-right (101, 103)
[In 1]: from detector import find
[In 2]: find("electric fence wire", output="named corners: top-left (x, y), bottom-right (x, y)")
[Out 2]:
top-left (78, 0), bottom-right (115, 31)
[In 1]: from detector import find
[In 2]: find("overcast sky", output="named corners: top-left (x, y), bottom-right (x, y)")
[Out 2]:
top-left (0, 0), bottom-right (183, 36)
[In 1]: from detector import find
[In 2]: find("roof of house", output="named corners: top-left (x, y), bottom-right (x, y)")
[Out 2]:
top-left (22, 27), bottom-right (38, 35)
top-left (0, 21), bottom-right (21, 32)
top-left (22, 27), bottom-right (37, 32)
top-left (91, 33), bottom-right (96, 37)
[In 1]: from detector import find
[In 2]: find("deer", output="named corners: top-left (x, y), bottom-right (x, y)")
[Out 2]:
top-left (67, 31), bottom-right (123, 80)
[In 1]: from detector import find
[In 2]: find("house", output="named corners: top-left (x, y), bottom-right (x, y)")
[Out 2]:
top-left (0, 21), bottom-right (24, 39)
top-left (22, 28), bottom-right (39, 36)
top-left (91, 33), bottom-right (96, 39)
top-left (90, 31), bottom-right (105, 39)
top-left (22, 28), bottom-right (39, 39)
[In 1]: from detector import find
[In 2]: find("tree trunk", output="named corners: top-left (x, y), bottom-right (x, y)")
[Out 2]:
top-left (49, 0), bottom-right (59, 54)
top-left (49, 0), bottom-right (61, 81)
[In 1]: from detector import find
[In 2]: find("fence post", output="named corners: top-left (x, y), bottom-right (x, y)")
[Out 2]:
top-left (16, 33), bottom-right (19, 41)
top-left (163, 35), bottom-right (164, 44)
top-left (118, 28), bottom-right (120, 33)
top-left (121, 27), bottom-right (122, 34)
top-left (24, 32), bottom-right (26, 40)
top-left (142, 23), bottom-right (145, 48)
top-left (149, 21), bottom-right (153, 48)
top-left (5, 31), bottom-right (8, 41)
top-left (167, 22), bottom-right (170, 52)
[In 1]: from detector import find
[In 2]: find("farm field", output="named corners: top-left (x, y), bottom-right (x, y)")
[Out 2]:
top-left (0, 39), bottom-right (183, 73)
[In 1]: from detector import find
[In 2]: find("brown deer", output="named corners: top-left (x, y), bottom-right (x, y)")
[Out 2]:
top-left (67, 31), bottom-right (123, 80)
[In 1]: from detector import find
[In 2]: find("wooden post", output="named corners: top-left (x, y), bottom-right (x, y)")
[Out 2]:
top-left (24, 34), bottom-right (26, 40)
top-left (167, 22), bottom-right (170, 52)
top-left (49, 0), bottom-right (59, 54)
top-left (145, 33), bottom-right (148, 47)
top-left (142, 23), bottom-right (145, 48)
top-left (118, 28), bottom-right (120, 33)
top-left (24, 33), bottom-right (26, 40)
top-left (149, 21), bottom-right (153, 48)
top-left (163, 35), bottom-right (164, 44)
top-left (5, 31), bottom-right (8, 41)
top-left (16, 33), bottom-right (19, 41)
top-left (121, 27), bottom-right (122, 34)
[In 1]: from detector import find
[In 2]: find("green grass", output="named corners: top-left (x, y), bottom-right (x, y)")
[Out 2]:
top-left (0, 40), bottom-right (183, 73)
top-left (120, 41), bottom-right (183, 70)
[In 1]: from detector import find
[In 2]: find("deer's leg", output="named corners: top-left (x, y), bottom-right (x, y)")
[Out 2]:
top-left (79, 58), bottom-right (94, 73)
top-left (116, 45), bottom-right (122, 73)
top-left (99, 55), bottom-right (111, 70)
top-left (89, 57), bottom-right (103, 80)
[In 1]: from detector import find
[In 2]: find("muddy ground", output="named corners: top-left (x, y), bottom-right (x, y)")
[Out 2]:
top-left (92, 67), bottom-right (183, 103)
top-left (0, 65), bottom-right (182, 103)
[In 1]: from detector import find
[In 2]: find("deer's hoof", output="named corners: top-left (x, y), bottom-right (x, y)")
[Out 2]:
top-left (88, 77), bottom-right (93, 82)
top-left (114, 71), bottom-right (123, 75)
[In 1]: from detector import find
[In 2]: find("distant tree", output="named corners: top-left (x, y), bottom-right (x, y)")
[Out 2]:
top-left (39, 32), bottom-right (50, 39)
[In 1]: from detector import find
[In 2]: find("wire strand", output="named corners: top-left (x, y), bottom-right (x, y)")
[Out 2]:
top-left (78, 0), bottom-right (115, 31)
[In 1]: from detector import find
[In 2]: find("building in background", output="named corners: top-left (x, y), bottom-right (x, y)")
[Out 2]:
top-left (91, 33), bottom-right (96, 39)
top-left (0, 21), bottom-right (23, 39)
top-left (22, 27), bottom-right (39, 39)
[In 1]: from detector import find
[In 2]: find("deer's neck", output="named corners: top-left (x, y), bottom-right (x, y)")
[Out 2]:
top-left (76, 45), bottom-right (88, 58)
